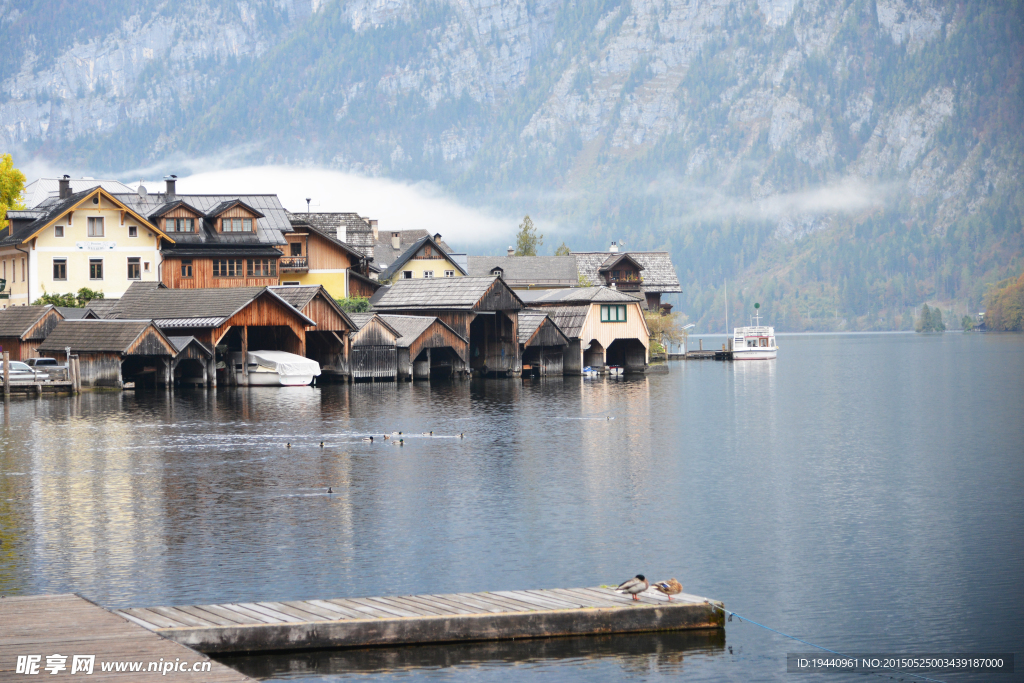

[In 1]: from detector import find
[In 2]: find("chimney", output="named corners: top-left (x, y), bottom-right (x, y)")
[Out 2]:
top-left (369, 219), bottom-right (378, 241)
top-left (391, 231), bottom-right (401, 250)
top-left (58, 175), bottom-right (71, 199)
top-left (609, 240), bottom-right (619, 253)
top-left (434, 232), bottom-right (442, 243)
top-left (165, 174), bottom-right (177, 202)
top-left (507, 246), bottom-right (515, 257)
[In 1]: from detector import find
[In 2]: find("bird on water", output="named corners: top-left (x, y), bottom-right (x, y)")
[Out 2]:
top-left (617, 575), bottom-right (649, 601)
top-left (361, 436), bottom-right (374, 443)
top-left (421, 431), bottom-right (433, 436)
top-left (327, 487), bottom-right (333, 494)
top-left (653, 578), bottom-right (682, 601)
top-left (286, 443), bottom-right (291, 448)
top-left (392, 438), bottom-right (405, 446)
top-left (319, 442), bottom-right (325, 449)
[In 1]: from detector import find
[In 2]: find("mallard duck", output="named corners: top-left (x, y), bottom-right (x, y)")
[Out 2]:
top-left (653, 578), bottom-right (682, 601)
top-left (616, 575), bottom-right (649, 601)
top-left (421, 431), bottom-right (433, 436)
top-left (392, 438), bottom-right (404, 446)
top-left (286, 443), bottom-right (291, 448)
top-left (319, 441), bottom-right (325, 448)
top-left (361, 436), bottom-right (374, 443)
top-left (391, 431), bottom-right (402, 436)
top-left (327, 487), bottom-right (333, 494)
top-left (459, 433), bottom-right (465, 438)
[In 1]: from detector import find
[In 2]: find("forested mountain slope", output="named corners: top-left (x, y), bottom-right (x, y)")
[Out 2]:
top-left (2, 0), bottom-right (1021, 330)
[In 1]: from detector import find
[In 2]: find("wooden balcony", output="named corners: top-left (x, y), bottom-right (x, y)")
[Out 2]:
top-left (280, 257), bottom-right (308, 272)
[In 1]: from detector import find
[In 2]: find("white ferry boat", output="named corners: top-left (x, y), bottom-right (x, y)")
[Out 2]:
top-left (728, 308), bottom-right (778, 360)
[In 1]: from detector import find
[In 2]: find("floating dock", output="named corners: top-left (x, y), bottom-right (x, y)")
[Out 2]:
top-left (0, 594), bottom-right (252, 682)
top-left (113, 586), bottom-right (725, 654)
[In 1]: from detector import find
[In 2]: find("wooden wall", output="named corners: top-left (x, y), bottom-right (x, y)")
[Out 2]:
top-left (349, 277), bottom-right (377, 299)
top-left (306, 331), bottom-right (347, 376)
top-left (406, 319), bottom-right (468, 366)
top-left (211, 295), bottom-right (309, 354)
top-left (351, 346), bottom-right (397, 381)
top-left (78, 353), bottom-right (124, 387)
top-left (162, 257), bottom-right (280, 289)
top-left (125, 328), bottom-right (176, 356)
top-left (351, 318), bottom-right (397, 347)
top-left (25, 309), bottom-right (64, 342)
top-left (469, 311), bottom-right (520, 374)
top-left (0, 338), bottom-right (41, 361)
top-left (309, 233), bottom-right (355, 270)
top-left (563, 339), bottom-right (583, 374)
top-left (301, 295), bottom-right (349, 332)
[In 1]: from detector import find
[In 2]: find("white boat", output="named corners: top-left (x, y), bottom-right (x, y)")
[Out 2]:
top-left (728, 309), bottom-right (778, 360)
top-left (230, 350), bottom-right (321, 386)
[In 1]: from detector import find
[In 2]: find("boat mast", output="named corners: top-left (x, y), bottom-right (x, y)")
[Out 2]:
top-left (725, 279), bottom-right (729, 334)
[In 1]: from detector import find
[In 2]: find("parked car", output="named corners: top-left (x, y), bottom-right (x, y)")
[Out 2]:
top-left (24, 357), bottom-right (66, 380)
top-left (0, 361), bottom-right (42, 382)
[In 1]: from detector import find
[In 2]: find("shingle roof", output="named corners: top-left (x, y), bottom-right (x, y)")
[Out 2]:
top-left (371, 277), bottom-right (523, 311)
top-left (114, 193), bottom-right (290, 247)
top-left (108, 282), bottom-right (314, 328)
top-left (0, 305), bottom-right (58, 338)
top-left (166, 335), bottom-right (212, 357)
top-left (287, 212), bottom-right (376, 253)
top-left (84, 298), bottom-right (120, 319)
top-left (1, 187), bottom-right (95, 247)
top-left (38, 320), bottom-right (170, 354)
top-left (269, 285), bottom-right (355, 329)
top-left (347, 312), bottom-right (401, 337)
top-left (530, 306), bottom-right (590, 338)
top-left (379, 235), bottom-right (466, 281)
top-left (286, 215), bottom-right (371, 262)
top-left (517, 309), bottom-right (568, 345)
top-left (55, 307), bottom-right (94, 320)
top-left (467, 256), bottom-right (578, 287)
top-left (378, 314), bottom-right (467, 347)
top-left (573, 251), bottom-right (682, 293)
top-left (516, 286), bottom-right (642, 304)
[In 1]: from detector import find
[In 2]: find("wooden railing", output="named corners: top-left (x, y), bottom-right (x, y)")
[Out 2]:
top-left (279, 257), bottom-right (308, 271)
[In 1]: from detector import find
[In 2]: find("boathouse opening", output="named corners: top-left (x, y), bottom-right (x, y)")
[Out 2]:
top-left (605, 338), bottom-right (647, 372)
top-left (469, 312), bottom-right (518, 376)
top-left (583, 339), bottom-right (605, 369)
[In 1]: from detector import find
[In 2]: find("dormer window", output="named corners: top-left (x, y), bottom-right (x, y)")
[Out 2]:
top-left (491, 268), bottom-right (503, 278)
top-left (222, 218), bottom-right (254, 232)
top-left (165, 218), bottom-right (195, 233)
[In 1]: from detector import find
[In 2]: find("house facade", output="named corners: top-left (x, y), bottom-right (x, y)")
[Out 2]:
top-left (282, 214), bottom-right (380, 299)
top-left (574, 242), bottom-right (682, 312)
top-left (0, 180), bottom-right (169, 307)
top-left (378, 234), bottom-right (465, 282)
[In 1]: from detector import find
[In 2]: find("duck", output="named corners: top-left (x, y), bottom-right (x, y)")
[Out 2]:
top-left (361, 436), bottom-right (374, 443)
top-left (327, 487), bottom-right (333, 494)
top-left (392, 438), bottom-right (405, 446)
top-left (383, 434), bottom-right (390, 440)
top-left (421, 431), bottom-right (433, 436)
top-left (286, 443), bottom-right (291, 448)
top-left (459, 433), bottom-right (465, 439)
top-left (653, 578), bottom-right (682, 601)
top-left (616, 575), bottom-right (649, 601)
top-left (319, 442), bottom-right (325, 449)
top-left (391, 431), bottom-right (403, 436)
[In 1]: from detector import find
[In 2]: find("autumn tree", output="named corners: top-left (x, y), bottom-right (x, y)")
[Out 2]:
top-left (643, 310), bottom-right (688, 353)
top-left (514, 215), bottom-right (543, 256)
top-left (554, 242), bottom-right (571, 256)
top-left (0, 153), bottom-right (27, 232)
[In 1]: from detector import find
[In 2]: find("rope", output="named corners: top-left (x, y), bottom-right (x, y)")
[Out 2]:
top-left (702, 600), bottom-right (948, 683)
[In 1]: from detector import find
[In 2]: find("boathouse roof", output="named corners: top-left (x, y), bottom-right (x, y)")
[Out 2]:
top-left (347, 312), bottom-right (401, 337)
top-left (517, 310), bottom-right (569, 346)
top-left (0, 305), bottom-right (63, 340)
top-left (528, 306), bottom-right (590, 338)
top-left (516, 286), bottom-right (641, 304)
top-left (371, 277), bottom-right (524, 311)
top-left (466, 256), bottom-right (578, 288)
top-left (84, 299), bottom-right (120, 319)
top-left (108, 282), bottom-right (315, 328)
top-left (269, 285), bottom-right (355, 330)
top-left (38, 320), bottom-right (174, 355)
top-left (378, 314), bottom-right (467, 347)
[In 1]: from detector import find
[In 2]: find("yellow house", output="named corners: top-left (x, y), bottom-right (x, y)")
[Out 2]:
top-left (0, 181), bottom-right (171, 307)
top-left (281, 217), bottom-right (381, 299)
top-left (378, 234), bottom-right (465, 282)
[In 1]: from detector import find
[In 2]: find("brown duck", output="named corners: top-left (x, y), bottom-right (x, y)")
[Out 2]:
top-left (653, 578), bottom-right (682, 601)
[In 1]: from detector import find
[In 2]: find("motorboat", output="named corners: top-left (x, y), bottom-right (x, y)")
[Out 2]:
top-left (728, 308), bottom-right (778, 360)
top-left (230, 350), bottom-right (321, 386)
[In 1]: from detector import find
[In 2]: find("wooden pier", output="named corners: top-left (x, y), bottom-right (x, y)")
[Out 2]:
top-left (0, 594), bottom-right (252, 682)
top-left (113, 586), bottom-right (724, 654)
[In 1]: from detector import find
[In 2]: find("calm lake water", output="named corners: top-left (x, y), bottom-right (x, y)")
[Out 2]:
top-left (1, 332), bottom-right (1022, 682)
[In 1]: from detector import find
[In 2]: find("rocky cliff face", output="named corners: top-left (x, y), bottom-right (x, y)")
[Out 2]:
top-left (3, 0), bottom-right (1020, 328)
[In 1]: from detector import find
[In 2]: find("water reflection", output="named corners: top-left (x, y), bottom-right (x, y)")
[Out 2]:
top-left (221, 629), bottom-right (725, 680)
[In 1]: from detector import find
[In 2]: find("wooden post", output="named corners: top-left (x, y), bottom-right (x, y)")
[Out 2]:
top-left (202, 360), bottom-right (208, 388)
top-left (164, 357), bottom-right (172, 390)
top-left (74, 357), bottom-right (82, 392)
top-left (3, 351), bottom-right (9, 398)
top-left (208, 356), bottom-right (217, 389)
top-left (241, 326), bottom-right (249, 387)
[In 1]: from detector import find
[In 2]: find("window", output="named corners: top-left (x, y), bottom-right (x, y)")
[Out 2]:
top-left (213, 259), bottom-right (243, 277)
top-left (290, 243), bottom-right (302, 256)
top-left (282, 281), bottom-right (301, 286)
top-left (128, 225), bottom-right (138, 237)
top-left (143, 261), bottom-right (150, 273)
top-left (600, 304), bottom-right (627, 322)
top-left (423, 270), bottom-right (434, 278)
top-left (165, 217), bottom-right (194, 233)
top-left (53, 259), bottom-right (67, 281)
top-left (89, 259), bottom-right (103, 280)
top-left (54, 225), bottom-right (65, 238)
top-left (222, 217), bottom-right (253, 232)
top-left (444, 270), bottom-right (455, 277)
top-left (181, 260), bottom-right (193, 278)
top-left (127, 257), bottom-right (141, 280)
top-left (87, 217), bottom-right (104, 237)
top-left (21, 258), bottom-right (25, 282)
top-left (612, 269), bottom-right (621, 279)
top-left (402, 271), bottom-right (413, 279)
top-left (247, 258), bottom-right (277, 278)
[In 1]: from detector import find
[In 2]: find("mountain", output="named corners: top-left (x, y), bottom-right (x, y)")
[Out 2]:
top-left (3, 0), bottom-right (1022, 331)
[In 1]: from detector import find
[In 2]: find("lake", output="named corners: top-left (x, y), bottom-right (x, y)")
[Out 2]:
top-left (1, 332), bottom-right (1021, 681)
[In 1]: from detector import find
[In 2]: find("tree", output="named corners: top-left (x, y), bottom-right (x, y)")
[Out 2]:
top-left (961, 315), bottom-right (975, 332)
top-left (0, 153), bottom-right (27, 232)
top-left (644, 310), bottom-right (688, 353)
top-left (514, 215), bottom-right (543, 256)
top-left (554, 242), bottom-right (571, 256)
top-left (334, 295), bottom-right (370, 313)
top-left (33, 287), bottom-right (104, 308)
top-left (915, 304), bottom-right (945, 333)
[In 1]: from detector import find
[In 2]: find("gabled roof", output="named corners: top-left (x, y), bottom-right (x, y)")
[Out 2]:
top-left (516, 286), bottom-right (642, 304)
top-left (38, 320), bottom-right (174, 354)
top-left (377, 314), bottom-right (467, 347)
top-left (0, 305), bottom-right (60, 338)
top-left (2, 187), bottom-right (168, 247)
top-left (287, 217), bottom-right (372, 263)
top-left (114, 193), bottom-right (290, 247)
top-left (573, 251), bottom-right (682, 293)
top-left (55, 307), bottom-right (97, 320)
top-left (347, 312), bottom-right (401, 337)
top-left (371, 277), bottom-right (524, 311)
top-left (269, 285), bottom-right (356, 330)
top-left (107, 282), bottom-right (315, 328)
top-left (207, 199), bottom-right (265, 219)
top-left (167, 335), bottom-right (213, 358)
top-left (530, 306), bottom-right (590, 338)
top-left (517, 309), bottom-right (569, 346)
top-left (83, 298), bottom-right (119, 319)
top-left (379, 235), bottom-right (466, 281)
top-left (22, 178), bottom-right (133, 208)
top-left (467, 256), bottom-right (578, 287)
top-left (598, 253), bottom-right (645, 272)
top-left (148, 200), bottom-right (206, 220)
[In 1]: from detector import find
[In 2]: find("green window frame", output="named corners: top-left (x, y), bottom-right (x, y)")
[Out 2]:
top-left (600, 304), bottom-right (627, 323)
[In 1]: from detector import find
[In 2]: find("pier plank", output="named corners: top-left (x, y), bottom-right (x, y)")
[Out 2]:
top-left (366, 596), bottom-right (447, 617)
top-left (279, 601), bottom-right (351, 621)
top-left (443, 593), bottom-right (524, 613)
top-left (432, 593), bottom-right (509, 614)
top-left (395, 595), bottom-right (477, 616)
top-left (123, 607), bottom-right (190, 629)
top-left (545, 588), bottom-right (624, 608)
top-left (214, 603), bottom-right (287, 625)
top-left (171, 606), bottom-right (240, 627)
top-left (187, 603), bottom-right (264, 626)
top-left (147, 605), bottom-right (220, 628)
top-left (491, 590), bottom-right (576, 611)
top-left (473, 593), bottom-right (548, 612)
top-left (234, 602), bottom-right (306, 623)
top-left (325, 598), bottom-right (398, 619)
top-left (305, 599), bottom-right (366, 620)
top-left (256, 602), bottom-right (330, 622)
top-left (344, 597), bottom-right (419, 618)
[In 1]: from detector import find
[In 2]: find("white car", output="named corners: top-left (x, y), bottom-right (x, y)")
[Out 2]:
top-left (24, 357), bottom-right (66, 380)
top-left (0, 361), bottom-right (42, 382)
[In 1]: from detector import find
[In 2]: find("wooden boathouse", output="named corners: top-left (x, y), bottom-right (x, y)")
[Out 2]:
top-left (168, 336), bottom-right (215, 386)
top-left (106, 282), bottom-right (316, 387)
top-left (346, 313), bottom-right (399, 381)
top-left (37, 320), bottom-right (177, 388)
top-left (517, 310), bottom-right (569, 377)
top-left (378, 314), bottom-right (468, 380)
top-left (371, 277), bottom-right (525, 377)
top-left (270, 285), bottom-right (355, 380)
top-left (0, 305), bottom-right (64, 360)
top-left (519, 287), bottom-right (650, 374)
